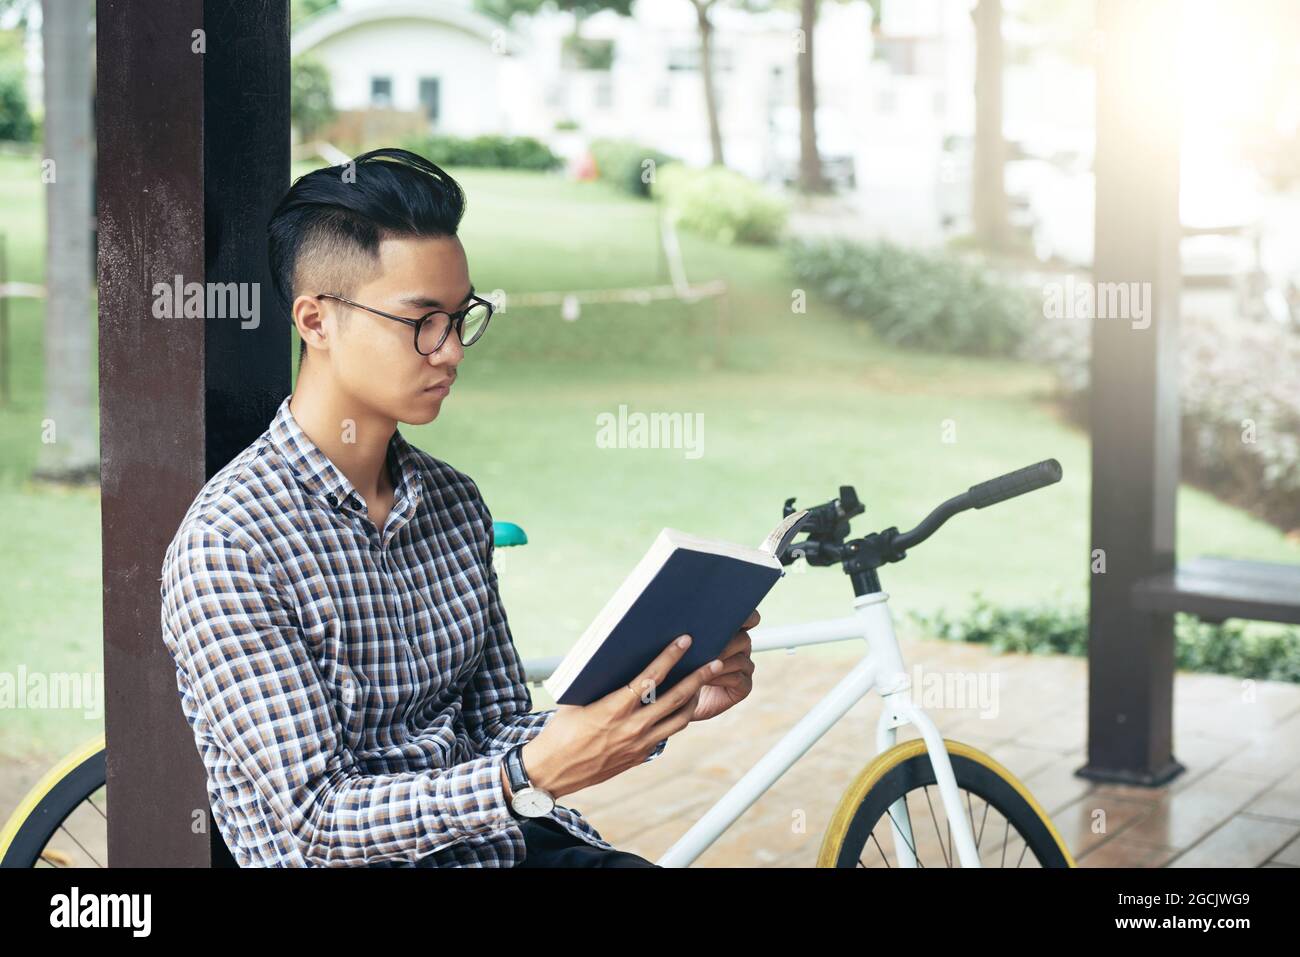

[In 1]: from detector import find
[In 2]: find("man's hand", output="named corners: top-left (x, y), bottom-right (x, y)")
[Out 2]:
top-left (521, 633), bottom-right (717, 799)
top-left (691, 609), bottom-right (759, 723)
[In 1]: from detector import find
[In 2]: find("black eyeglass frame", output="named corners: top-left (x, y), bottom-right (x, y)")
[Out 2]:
top-left (313, 291), bottom-right (494, 354)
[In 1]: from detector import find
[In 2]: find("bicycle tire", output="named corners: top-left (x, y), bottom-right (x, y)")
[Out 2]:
top-left (0, 734), bottom-right (107, 868)
top-left (818, 738), bottom-right (1075, 868)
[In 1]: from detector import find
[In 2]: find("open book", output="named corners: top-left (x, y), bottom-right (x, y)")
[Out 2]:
top-left (542, 509), bottom-right (811, 706)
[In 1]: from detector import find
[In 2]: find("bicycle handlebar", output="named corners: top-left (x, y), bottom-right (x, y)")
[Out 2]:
top-left (893, 458), bottom-right (1063, 552)
top-left (779, 458), bottom-right (1063, 593)
top-left (967, 458), bottom-right (1064, 510)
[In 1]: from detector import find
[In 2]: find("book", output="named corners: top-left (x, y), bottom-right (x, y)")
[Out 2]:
top-left (542, 509), bottom-right (811, 706)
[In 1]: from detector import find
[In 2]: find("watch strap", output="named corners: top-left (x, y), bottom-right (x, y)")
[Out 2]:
top-left (504, 743), bottom-right (530, 795)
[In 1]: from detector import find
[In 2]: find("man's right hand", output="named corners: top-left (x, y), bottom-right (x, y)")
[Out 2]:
top-left (520, 634), bottom-right (721, 799)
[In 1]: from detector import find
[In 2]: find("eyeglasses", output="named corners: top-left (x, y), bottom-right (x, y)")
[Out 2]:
top-left (314, 291), bottom-right (494, 354)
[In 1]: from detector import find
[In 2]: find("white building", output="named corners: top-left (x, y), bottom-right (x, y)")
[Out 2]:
top-left (291, 0), bottom-right (878, 183)
top-left (290, 0), bottom-right (520, 136)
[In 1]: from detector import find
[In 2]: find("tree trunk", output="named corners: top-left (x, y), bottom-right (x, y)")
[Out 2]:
top-left (972, 0), bottom-right (1008, 250)
top-left (797, 0), bottom-right (827, 193)
top-left (693, 0), bottom-right (725, 167)
top-left (35, 0), bottom-right (98, 484)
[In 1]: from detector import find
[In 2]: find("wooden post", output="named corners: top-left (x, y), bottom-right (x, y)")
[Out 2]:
top-left (97, 0), bottom-right (290, 866)
top-left (1077, 0), bottom-right (1185, 787)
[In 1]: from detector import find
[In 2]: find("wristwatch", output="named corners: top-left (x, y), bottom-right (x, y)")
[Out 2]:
top-left (503, 743), bottom-right (556, 819)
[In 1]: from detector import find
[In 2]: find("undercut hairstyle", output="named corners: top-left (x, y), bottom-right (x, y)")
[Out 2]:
top-left (266, 147), bottom-right (468, 366)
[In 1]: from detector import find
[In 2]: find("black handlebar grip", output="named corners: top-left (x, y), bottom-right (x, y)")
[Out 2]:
top-left (967, 459), bottom-right (1063, 509)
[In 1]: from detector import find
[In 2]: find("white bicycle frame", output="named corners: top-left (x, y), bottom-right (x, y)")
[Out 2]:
top-left (526, 589), bottom-right (983, 868)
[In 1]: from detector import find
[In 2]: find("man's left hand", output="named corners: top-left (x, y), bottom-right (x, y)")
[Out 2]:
top-left (691, 609), bottom-right (759, 723)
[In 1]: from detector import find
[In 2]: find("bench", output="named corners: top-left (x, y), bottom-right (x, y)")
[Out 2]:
top-left (1132, 556), bottom-right (1300, 625)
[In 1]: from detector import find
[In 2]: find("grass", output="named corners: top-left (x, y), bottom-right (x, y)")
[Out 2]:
top-left (1, 156), bottom-right (1297, 762)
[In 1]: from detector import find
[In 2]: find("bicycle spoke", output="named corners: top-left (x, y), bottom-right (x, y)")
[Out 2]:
top-left (868, 829), bottom-right (891, 868)
top-left (57, 822), bottom-right (103, 868)
top-left (971, 791), bottom-right (991, 851)
top-left (884, 806), bottom-right (925, 867)
top-left (920, 786), bottom-right (951, 868)
top-left (965, 789), bottom-right (981, 853)
top-left (87, 793), bottom-right (107, 821)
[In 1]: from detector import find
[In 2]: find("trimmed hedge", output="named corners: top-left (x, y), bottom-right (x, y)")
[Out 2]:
top-left (399, 134), bottom-right (563, 171)
top-left (787, 237), bottom-right (1035, 356)
top-left (912, 595), bottom-right (1300, 683)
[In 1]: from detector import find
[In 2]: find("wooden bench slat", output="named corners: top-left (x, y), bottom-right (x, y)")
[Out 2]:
top-left (1132, 557), bottom-right (1300, 624)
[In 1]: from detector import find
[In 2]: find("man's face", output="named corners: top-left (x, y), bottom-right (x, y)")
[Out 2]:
top-left (327, 234), bottom-right (471, 425)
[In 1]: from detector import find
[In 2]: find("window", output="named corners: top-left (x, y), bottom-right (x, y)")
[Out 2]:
top-left (667, 45), bottom-right (732, 72)
top-left (419, 77), bottom-right (441, 124)
top-left (370, 76), bottom-right (393, 108)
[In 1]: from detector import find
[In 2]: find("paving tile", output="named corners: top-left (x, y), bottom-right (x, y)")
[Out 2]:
top-left (1120, 767), bottom-right (1278, 849)
top-left (1035, 793), bottom-right (1156, 860)
top-left (1167, 814), bottom-right (1300, 867)
top-left (1077, 838), bottom-right (1180, 868)
top-left (1270, 833), bottom-right (1300, 867)
top-left (1240, 772), bottom-right (1300, 824)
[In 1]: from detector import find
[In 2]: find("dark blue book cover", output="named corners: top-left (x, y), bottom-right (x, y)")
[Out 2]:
top-left (545, 531), bottom-right (787, 706)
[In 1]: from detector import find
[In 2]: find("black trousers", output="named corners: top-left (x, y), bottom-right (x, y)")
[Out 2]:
top-left (514, 816), bottom-right (660, 868)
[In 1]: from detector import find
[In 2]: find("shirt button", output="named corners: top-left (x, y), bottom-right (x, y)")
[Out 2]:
top-left (325, 493), bottom-right (337, 507)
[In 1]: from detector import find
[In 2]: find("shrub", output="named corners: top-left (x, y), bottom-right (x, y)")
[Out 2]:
top-left (651, 163), bottom-right (788, 245)
top-left (0, 71), bottom-right (35, 142)
top-left (588, 139), bottom-right (678, 197)
top-left (912, 595), bottom-right (1300, 683)
top-left (291, 57), bottom-right (335, 142)
top-left (786, 237), bottom-right (1035, 356)
top-left (399, 134), bottom-right (562, 172)
top-left (1021, 305), bottom-right (1300, 532)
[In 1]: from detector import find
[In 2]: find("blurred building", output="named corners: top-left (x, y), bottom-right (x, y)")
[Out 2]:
top-left (290, 0), bottom-right (876, 183)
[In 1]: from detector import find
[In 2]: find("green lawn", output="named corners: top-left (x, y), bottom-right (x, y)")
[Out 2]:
top-left (1, 156), bottom-right (1296, 761)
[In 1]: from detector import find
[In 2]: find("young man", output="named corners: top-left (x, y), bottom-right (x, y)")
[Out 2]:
top-left (158, 148), bottom-right (759, 868)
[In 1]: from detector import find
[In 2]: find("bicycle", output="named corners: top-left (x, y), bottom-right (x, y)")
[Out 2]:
top-left (1, 460), bottom-right (1074, 868)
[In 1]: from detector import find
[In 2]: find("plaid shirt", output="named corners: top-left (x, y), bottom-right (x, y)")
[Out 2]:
top-left (159, 394), bottom-right (664, 867)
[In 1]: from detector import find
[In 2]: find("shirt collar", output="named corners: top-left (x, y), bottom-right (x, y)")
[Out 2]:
top-left (266, 394), bottom-right (424, 511)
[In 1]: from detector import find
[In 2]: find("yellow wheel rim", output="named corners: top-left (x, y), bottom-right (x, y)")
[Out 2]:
top-left (0, 733), bottom-right (106, 865)
top-left (817, 737), bottom-right (1076, 867)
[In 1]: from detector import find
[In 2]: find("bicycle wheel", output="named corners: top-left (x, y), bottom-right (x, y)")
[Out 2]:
top-left (0, 734), bottom-right (107, 867)
top-left (818, 738), bottom-right (1074, 868)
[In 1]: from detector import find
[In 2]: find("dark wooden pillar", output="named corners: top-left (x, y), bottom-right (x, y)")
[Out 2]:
top-left (97, 0), bottom-right (290, 866)
top-left (1077, 0), bottom-right (1185, 787)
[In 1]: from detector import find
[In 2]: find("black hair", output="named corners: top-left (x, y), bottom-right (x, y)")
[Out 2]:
top-left (266, 147), bottom-right (467, 365)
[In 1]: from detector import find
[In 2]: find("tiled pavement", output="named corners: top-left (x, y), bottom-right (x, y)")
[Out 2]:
top-left (5, 635), bottom-right (1296, 868)
top-left (548, 636), bottom-right (1300, 868)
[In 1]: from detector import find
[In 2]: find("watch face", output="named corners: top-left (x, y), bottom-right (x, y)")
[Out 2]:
top-left (513, 787), bottom-right (555, 817)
